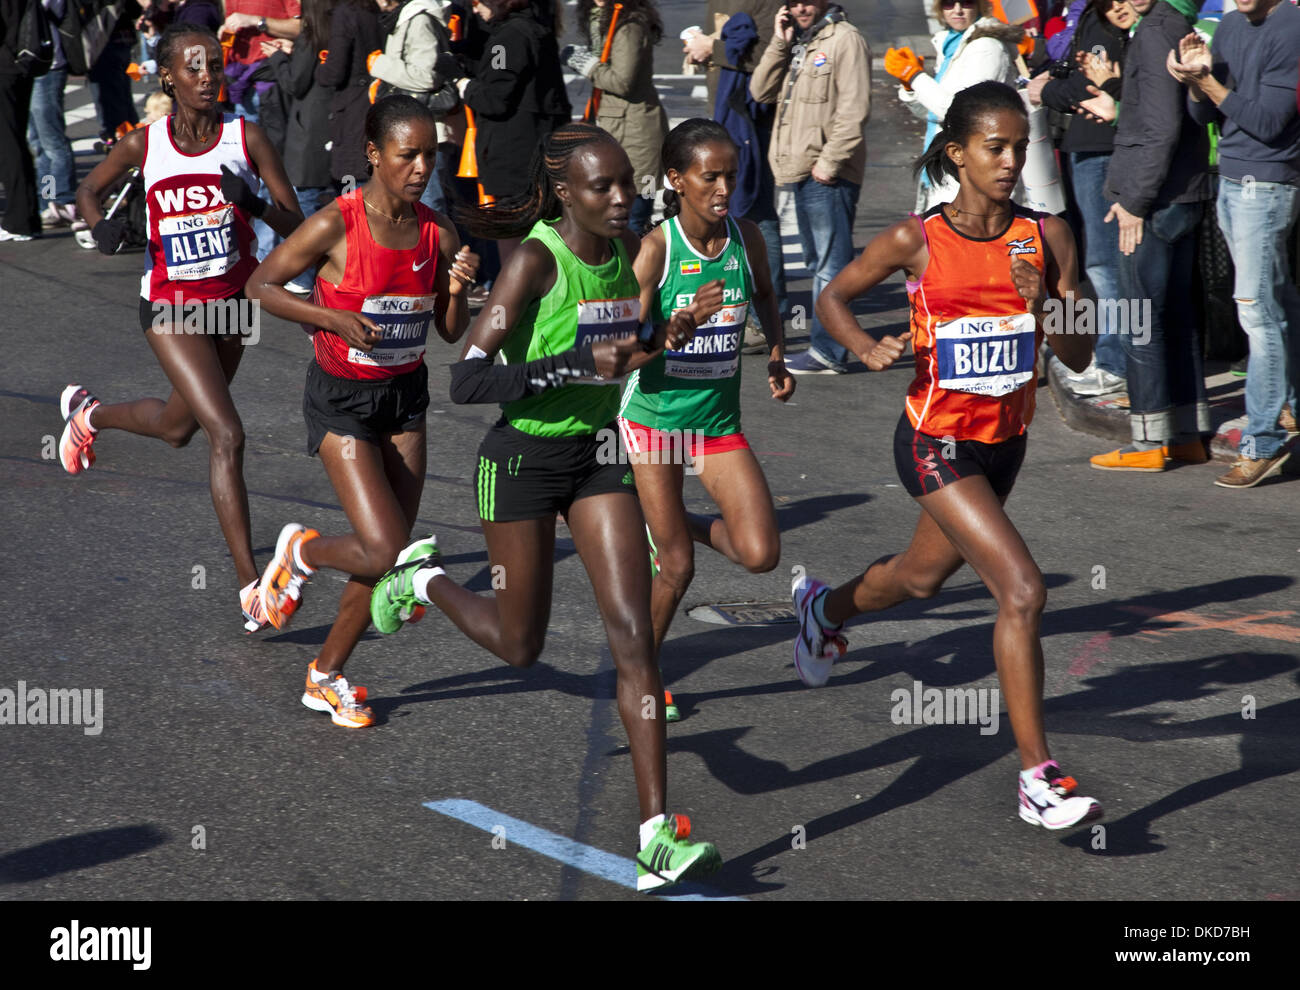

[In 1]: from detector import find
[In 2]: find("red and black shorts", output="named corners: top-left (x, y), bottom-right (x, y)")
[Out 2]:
top-left (892, 414), bottom-right (1026, 499)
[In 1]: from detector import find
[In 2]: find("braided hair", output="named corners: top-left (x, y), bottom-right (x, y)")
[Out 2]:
top-left (155, 23), bottom-right (223, 99)
top-left (454, 122), bottom-right (622, 241)
top-left (913, 80), bottom-right (1027, 187)
top-left (656, 118), bottom-right (737, 227)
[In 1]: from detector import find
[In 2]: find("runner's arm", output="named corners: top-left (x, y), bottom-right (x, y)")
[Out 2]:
top-left (1038, 214), bottom-right (1090, 373)
top-left (430, 212), bottom-right (474, 345)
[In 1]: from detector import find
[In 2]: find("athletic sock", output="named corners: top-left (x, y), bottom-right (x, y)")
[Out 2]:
top-left (292, 538), bottom-right (315, 575)
top-left (310, 664), bottom-right (331, 684)
top-left (639, 814), bottom-right (666, 850)
top-left (812, 589), bottom-right (838, 631)
top-left (412, 566), bottom-right (446, 604)
top-left (84, 404), bottom-right (99, 432)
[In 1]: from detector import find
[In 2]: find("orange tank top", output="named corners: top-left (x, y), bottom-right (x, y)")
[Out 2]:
top-left (904, 204), bottom-right (1047, 444)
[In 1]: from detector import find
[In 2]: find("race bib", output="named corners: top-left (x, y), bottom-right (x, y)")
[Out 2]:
top-left (569, 296), bottom-right (642, 384)
top-left (346, 293), bottom-right (435, 368)
top-left (934, 313), bottom-right (1036, 397)
top-left (664, 301), bottom-right (746, 380)
top-left (159, 204), bottom-right (238, 281)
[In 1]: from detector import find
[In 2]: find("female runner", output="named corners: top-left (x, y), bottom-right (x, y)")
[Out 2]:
top-left (63, 23), bottom-right (302, 633)
top-left (794, 81), bottom-right (1104, 830)
top-left (369, 122), bottom-right (723, 890)
top-left (245, 96), bottom-right (478, 729)
top-left (619, 118), bottom-right (794, 722)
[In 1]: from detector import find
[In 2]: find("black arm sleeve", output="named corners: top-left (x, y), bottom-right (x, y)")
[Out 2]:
top-left (449, 346), bottom-right (601, 404)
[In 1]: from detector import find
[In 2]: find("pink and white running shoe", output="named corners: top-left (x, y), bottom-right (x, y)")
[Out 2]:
top-left (791, 573), bottom-right (847, 687)
top-left (1018, 760), bottom-right (1103, 829)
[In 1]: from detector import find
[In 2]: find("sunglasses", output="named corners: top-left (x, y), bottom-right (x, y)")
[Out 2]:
top-left (940, 0), bottom-right (979, 8)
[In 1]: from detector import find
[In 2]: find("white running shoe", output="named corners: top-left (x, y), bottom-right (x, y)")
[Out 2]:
top-left (791, 573), bottom-right (847, 687)
top-left (1063, 360), bottom-right (1125, 397)
top-left (1018, 761), bottom-right (1103, 830)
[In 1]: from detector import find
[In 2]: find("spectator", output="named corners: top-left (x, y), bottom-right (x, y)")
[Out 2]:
top-left (564, 0), bottom-right (667, 235)
top-left (751, 1), bottom-right (871, 375)
top-left (90, 3), bottom-right (145, 143)
top-left (1171, 0), bottom-right (1300, 487)
top-left (316, 0), bottom-right (384, 188)
top-left (884, 0), bottom-right (1025, 213)
top-left (28, 0), bottom-right (79, 228)
top-left (0, 0), bottom-right (40, 240)
top-left (1034, 0), bottom-right (1135, 397)
top-left (264, 0), bottom-right (334, 293)
top-left (459, 0), bottom-right (570, 265)
top-left (1090, 0), bottom-right (1213, 474)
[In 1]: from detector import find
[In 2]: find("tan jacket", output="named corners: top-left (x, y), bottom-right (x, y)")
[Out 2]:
top-left (750, 9), bottom-right (872, 186)
top-left (588, 12), bottom-right (668, 195)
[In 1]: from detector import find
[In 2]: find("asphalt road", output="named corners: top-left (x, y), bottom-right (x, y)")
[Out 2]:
top-left (0, 0), bottom-right (1297, 909)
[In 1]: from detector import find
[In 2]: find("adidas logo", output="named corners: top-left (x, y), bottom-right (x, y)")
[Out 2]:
top-left (724, 256), bottom-right (740, 271)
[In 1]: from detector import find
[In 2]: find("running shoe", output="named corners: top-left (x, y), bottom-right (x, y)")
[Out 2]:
top-left (302, 659), bottom-right (374, 728)
top-left (664, 689), bottom-right (680, 723)
top-left (635, 814), bottom-right (721, 892)
top-left (240, 579), bottom-right (268, 633)
top-left (785, 350), bottom-right (846, 375)
top-left (1018, 760), bottom-right (1103, 830)
top-left (257, 523), bottom-right (319, 630)
top-left (791, 574), bottom-right (847, 687)
top-left (646, 524), bottom-right (660, 577)
top-left (0, 226), bottom-right (35, 242)
top-left (370, 535), bottom-right (438, 635)
top-left (59, 384), bottom-right (100, 474)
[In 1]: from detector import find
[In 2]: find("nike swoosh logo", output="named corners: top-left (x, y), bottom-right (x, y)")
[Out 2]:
top-left (412, 258), bottom-right (431, 272)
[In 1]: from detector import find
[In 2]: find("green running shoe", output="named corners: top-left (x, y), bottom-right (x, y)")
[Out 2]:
top-left (664, 689), bottom-right (681, 723)
top-left (646, 524), bottom-right (660, 578)
top-left (370, 535), bottom-right (439, 635)
top-left (636, 813), bottom-right (721, 892)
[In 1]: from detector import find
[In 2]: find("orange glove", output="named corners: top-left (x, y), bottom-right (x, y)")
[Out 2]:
top-left (366, 48), bottom-right (382, 73)
top-left (1017, 34), bottom-right (1035, 58)
top-left (884, 47), bottom-right (924, 88)
top-left (318, 48), bottom-right (329, 64)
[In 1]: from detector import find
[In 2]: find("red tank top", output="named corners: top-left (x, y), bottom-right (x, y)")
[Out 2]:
top-left (312, 189), bottom-right (441, 380)
top-left (905, 205), bottom-right (1048, 445)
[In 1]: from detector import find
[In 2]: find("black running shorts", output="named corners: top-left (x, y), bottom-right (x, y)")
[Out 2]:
top-left (475, 419), bottom-right (636, 523)
top-left (892, 413), bottom-right (1026, 499)
top-left (138, 292), bottom-right (256, 337)
top-left (303, 360), bottom-right (429, 456)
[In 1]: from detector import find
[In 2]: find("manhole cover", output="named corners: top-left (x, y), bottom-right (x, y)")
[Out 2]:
top-left (686, 601), bottom-right (797, 626)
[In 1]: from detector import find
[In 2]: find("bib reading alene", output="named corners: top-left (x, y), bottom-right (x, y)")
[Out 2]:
top-left (905, 204), bottom-right (1047, 444)
top-left (620, 215), bottom-right (752, 437)
top-left (502, 219), bottom-right (641, 438)
top-left (312, 188), bottom-right (440, 380)
top-left (140, 113), bottom-right (259, 302)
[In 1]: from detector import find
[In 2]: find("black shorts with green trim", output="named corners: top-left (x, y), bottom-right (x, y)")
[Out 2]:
top-left (475, 419), bottom-right (636, 523)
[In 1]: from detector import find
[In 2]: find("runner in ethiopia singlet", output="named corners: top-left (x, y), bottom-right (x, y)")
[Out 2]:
top-left (311, 188), bottom-right (439, 380)
top-left (140, 113), bottom-right (259, 306)
top-left (905, 203), bottom-right (1047, 445)
top-left (619, 214), bottom-right (752, 438)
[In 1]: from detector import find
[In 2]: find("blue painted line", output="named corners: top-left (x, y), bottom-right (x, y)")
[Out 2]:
top-left (423, 799), bottom-right (744, 901)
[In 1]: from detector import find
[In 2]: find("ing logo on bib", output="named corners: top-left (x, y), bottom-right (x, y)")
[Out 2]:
top-left (934, 313), bottom-right (1037, 397)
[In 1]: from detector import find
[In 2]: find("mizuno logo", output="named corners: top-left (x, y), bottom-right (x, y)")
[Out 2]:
top-left (1006, 237), bottom-right (1037, 257)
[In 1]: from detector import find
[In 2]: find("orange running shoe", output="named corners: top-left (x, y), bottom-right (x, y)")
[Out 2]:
top-left (302, 659), bottom-right (374, 728)
top-left (240, 580), bottom-right (268, 633)
top-left (257, 523), bottom-right (319, 630)
top-left (59, 384), bottom-right (100, 474)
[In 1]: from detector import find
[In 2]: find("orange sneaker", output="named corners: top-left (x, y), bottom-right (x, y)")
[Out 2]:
top-left (302, 659), bottom-right (374, 728)
top-left (1089, 446), bottom-right (1167, 472)
top-left (257, 523), bottom-right (319, 630)
top-left (59, 384), bottom-right (100, 474)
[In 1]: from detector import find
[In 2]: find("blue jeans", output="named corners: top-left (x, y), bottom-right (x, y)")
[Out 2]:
top-left (27, 67), bottom-right (76, 206)
top-left (418, 143), bottom-right (457, 215)
top-left (286, 185), bottom-right (334, 291)
top-left (1118, 200), bottom-right (1209, 447)
top-left (1217, 176), bottom-right (1300, 459)
top-left (1070, 151), bottom-right (1125, 377)
top-left (793, 175), bottom-right (860, 368)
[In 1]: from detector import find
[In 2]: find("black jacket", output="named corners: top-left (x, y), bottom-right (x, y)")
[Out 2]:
top-left (316, 0), bottom-right (385, 184)
top-left (462, 8), bottom-right (570, 199)
top-left (1040, 3), bottom-right (1127, 154)
top-left (269, 42), bottom-right (333, 188)
top-left (1105, 1), bottom-right (1212, 216)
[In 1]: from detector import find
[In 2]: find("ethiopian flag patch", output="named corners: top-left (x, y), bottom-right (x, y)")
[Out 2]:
top-left (679, 260), bottom-right (702, 275)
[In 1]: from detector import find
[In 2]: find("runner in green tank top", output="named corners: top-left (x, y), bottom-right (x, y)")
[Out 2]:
top-left (619, 120), bottom-right (794, 723)
top-left (367, 123), bottom-right (724, 892)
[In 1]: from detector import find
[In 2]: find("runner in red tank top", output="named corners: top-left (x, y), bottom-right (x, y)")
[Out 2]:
top-left (245, 96), bottom-right (478, 728)
top-left (63, 23), bottom-right (303, 633)
top-left (793, 82), bottom-right (1107, 831)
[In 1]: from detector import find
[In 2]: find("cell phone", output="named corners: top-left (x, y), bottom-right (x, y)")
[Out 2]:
top-left (779, 6), bottom-right (793, 31)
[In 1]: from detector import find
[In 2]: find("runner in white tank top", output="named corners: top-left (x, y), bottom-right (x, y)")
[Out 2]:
top-left (65, 23), bottom-right (303, 633)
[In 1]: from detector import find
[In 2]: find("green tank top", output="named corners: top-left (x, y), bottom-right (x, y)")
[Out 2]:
top-left (619, 215), bottom-right (753, 436)
top-left (501, 218), bottom-right (643, 437)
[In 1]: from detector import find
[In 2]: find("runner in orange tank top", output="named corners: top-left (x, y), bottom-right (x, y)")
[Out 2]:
top-left (793, 82), bottom-right (1106, 831)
